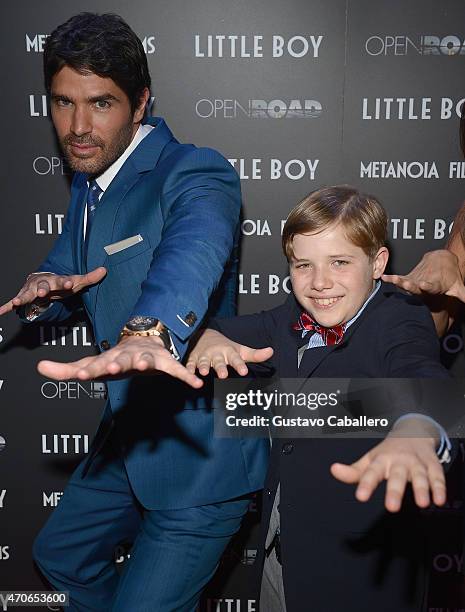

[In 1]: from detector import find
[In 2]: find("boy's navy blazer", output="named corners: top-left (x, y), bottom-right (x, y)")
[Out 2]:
top-left (212, 282), bottom-right (451, 611)
top-left (213, 281), bottom-right (450, 380)
top-left (27, 117), bottom-right (268, 510)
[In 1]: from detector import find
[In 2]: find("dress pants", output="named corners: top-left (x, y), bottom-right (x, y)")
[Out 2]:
top-left (33, 432), bottom-right (250, 611)
top-left (260, 484), bottom-right (286, 612)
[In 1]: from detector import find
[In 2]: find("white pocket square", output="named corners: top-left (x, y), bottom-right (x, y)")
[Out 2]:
top-left (104, 234), bottom-right (143, 255)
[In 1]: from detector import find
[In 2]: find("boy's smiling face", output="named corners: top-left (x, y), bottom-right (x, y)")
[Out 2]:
top-left (290, 223), bottom-right (389, 327)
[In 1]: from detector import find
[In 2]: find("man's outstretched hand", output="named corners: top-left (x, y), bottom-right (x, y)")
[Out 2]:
top-left (37, 335), bottom-right (203, 389)
top-left (330, 419), bottom-right (446, 512)
top-left (0, 267), bottom-right (107, 315)
top-left (382, 250), bottom-right (465, 302)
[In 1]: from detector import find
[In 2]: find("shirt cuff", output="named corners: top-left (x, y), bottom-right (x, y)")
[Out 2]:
top-left (166, 329), bottom-right (180, 361)
top-left (394, 413), bottom-right (452, 464)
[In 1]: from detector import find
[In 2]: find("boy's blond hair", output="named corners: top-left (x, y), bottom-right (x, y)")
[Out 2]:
top-left (282, 185), bottom-right (388, 260)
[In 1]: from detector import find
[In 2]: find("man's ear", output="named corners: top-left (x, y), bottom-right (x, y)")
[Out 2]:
top-left (372, 247), bottom-right (389, 279)
top-left (133, 87), bottom-right (150, 124)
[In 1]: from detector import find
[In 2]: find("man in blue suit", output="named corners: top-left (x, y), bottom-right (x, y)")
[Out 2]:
top-left (0, 13), bottom-right (268, 611)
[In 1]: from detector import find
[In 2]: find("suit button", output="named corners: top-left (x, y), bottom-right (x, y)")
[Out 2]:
top-left (266, 488), bottom-right (272, 496)
top-left (184, 311), bottom-right (197, 327)
top-left (100, 340), bottom-right (111, 351)
top-left (282, 443), bottom-right (294, 455)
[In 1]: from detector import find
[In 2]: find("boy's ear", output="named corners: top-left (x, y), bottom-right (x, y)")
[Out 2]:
top-left (372, 247), bottom-right (389, 279)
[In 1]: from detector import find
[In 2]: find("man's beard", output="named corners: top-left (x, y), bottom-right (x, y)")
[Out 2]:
top-left (61, 121), bottom-right (134, 177)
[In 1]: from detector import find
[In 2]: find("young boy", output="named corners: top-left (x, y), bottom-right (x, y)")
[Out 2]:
top-left (186, 186), bottom-right (452, 612)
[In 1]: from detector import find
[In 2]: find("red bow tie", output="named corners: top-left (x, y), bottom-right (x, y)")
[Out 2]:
top-left (293, 312), bottom-right (346, 346)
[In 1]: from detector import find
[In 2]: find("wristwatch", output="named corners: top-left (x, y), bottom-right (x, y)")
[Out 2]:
top-left (119, 316), bottom-right (179, 360)
top-left (24, 299), bottom-right (52, 321)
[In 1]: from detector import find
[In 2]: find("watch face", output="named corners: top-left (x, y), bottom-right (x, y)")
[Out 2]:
top-left (126, 316), bottom-right (159, 332)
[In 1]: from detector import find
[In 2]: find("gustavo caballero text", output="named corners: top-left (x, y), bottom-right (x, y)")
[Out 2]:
top-left (225, 415), bottom-right (390, 428)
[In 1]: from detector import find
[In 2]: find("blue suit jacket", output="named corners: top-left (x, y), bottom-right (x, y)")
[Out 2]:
top-left (33, 117), bottom-right (268, 509)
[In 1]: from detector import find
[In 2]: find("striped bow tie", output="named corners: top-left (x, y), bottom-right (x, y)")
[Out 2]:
top-left (293, 312), bottom-right (346, 346)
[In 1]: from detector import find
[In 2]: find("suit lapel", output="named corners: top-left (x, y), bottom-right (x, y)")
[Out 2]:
top-left (83, 118), bottom-right (175, 313)
top-left (85, 166), bottom-right (141, 272)
top-left (298, 342), bottom-right (339, 377)
top-left (277, 295), bottom-right (302, 378)
top-left (71, 176), bottom-right (88, 276)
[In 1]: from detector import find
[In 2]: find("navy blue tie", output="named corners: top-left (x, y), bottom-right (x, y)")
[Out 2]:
top-left (86, 180), bottom-right (103, 238)
top-left (83, 180), bottom-right (103, 265)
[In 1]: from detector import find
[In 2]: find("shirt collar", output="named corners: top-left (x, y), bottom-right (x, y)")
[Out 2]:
top-left (87, 123), bottom-right (154, 193)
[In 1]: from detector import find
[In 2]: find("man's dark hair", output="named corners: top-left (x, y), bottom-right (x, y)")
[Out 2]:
top-left (44, 13), bottom-right (151, 113)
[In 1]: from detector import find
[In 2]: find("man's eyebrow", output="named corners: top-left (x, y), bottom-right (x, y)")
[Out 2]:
top-left (328, 254), bottom-right (356, 258)
top-left (50, 93), bottom-right (72, 101)
top-left (88, 93), bottom-right (119, 103)
top-left (50, 93), bottom-right (120, 103)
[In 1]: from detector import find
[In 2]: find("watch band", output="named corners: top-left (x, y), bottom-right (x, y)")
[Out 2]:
top-left (119, 320), bottom-right (180, 360)
top-left (25, 303), bottom-right (42, 322)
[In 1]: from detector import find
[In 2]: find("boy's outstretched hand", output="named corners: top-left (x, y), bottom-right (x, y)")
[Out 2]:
top-left (330, 418), bottom-right (446, 512)
top-left (186, 328), bottom-right (273, 378)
